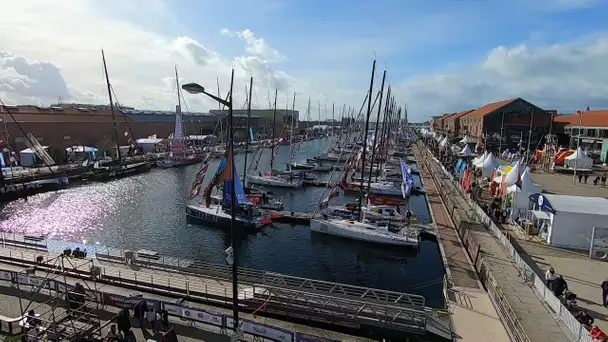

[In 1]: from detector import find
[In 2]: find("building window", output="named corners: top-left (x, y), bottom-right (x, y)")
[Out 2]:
top-left (572, 128), bottom-right (579, 136)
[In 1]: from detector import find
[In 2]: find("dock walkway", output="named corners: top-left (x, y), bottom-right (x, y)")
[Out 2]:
top-left (0, 241), bottom-right (449, 340)
top-left (418, 144), bottom-right (572, 342)
top-left (414, 146), bottom-right (509, 342)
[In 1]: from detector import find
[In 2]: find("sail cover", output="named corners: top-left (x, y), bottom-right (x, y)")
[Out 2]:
top-left (223, 171), bottom-right (249, 206)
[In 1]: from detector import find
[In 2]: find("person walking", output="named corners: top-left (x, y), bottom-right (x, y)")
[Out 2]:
top-left (602, 278), bottom-right (608, 307)
top-left (584, 174), bottom-right (589, 183)
top-left (545, 267), bottom-right (557, 289)
top-left (146, 306), bottom-right (156, 332)
top-left (602, 173), bottom-right (607, 187)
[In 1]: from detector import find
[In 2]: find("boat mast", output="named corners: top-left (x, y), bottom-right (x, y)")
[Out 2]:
top-left (367, 70), bottom-right (386, 190)
top-left (242, 76), bottom-right (253, 189)
top-left (332, 103), bottom-right (335, 140)
top-left (174, 66), bottom-right (184, 156)
top-left (270, 89), bottom-right (278, 171)
top-left (358, 60), bottom-right (376, 219)
top-left (101, 50), bottom-right (121, 165)
top-left (289, 92), bottom-right (296, 164)
top-left (376, 87), bottom-right (391, 180)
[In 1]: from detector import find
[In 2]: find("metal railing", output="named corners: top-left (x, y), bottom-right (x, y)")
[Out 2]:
top-left (0, 245), bottom-right (432, 335)
top-left (426, 146), bottom-right (597, 342)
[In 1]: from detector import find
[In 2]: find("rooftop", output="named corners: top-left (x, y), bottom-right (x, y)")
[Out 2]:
top-left (463, 98), bottom-right (517, 117)
top-left (554, 110), bottom-right (608, 128)
top-left (539, 193), bottom-right (608, 216)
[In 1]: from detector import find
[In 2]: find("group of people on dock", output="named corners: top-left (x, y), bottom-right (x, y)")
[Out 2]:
top-left (106, 300), bottom-right (169, 341)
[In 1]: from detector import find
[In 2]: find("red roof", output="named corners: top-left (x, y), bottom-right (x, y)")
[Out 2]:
top-left (463, 99), bottom-right (517, 117)
top-left (554, 110), bottom-right (608, 128)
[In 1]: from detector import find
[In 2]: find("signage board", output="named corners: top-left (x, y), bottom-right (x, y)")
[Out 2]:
top-left (182, 307), bottom-right (223, 327)
top-left (226, 317), bottom-right (293, 342)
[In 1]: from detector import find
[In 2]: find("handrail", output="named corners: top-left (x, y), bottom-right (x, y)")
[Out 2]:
top-left (422, 143), bottom-right (594, 342)
top-left (0, 246), bottom-right (432, 335)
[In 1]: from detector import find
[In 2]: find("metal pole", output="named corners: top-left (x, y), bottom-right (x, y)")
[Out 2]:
top-left (526, 107), bottom-right (534, 164)
top-left (573, 110), bottom-right (582, 185)
top-left (368, 70), bottom-right (386, 190)
top-left (358, 60), bottom-right (376, 217)
top-left (242, 77), bottom-right (253, 189)
top-left (498, 111), bottom-right (505, 155)
top-left (227, 69), bottom-right (239, 328)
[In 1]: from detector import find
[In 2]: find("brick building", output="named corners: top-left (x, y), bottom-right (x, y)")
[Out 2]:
top-left (434, 98), bottom-right (553, 152)
top-left (0, 105), bottom-right (219, 153)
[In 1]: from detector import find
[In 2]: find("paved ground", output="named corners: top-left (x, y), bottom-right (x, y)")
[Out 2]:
top-left (501, 224), bottom-right (608, 332)
top-left (531, 171), bottom-right (608, 197)
top-left (422, 147), bottom-right (572, 342)
top-left (0, 260), bottom-right (373, 342)
top-left (414, 146), bottom-right (510, 342)
top-left (414, 148), bottom-right (481, 289)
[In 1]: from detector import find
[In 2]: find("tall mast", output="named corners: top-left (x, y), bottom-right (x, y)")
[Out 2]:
top-left (289, 92), bottom-right (296, 163)
top-left (174, 66), bottom-right (184, 155)
top-left (358, 60), bottom-right (376, 219)
top-left (101, 50), bottom-right (121, 165)
top-left (242, 76), bottom-right (253, 188)
top-left (270, 89), bottom-right (278, 170)
top-left (332, 103), bottom-right (335, 139)
top-left (367, 70), bottom-right (386, 190)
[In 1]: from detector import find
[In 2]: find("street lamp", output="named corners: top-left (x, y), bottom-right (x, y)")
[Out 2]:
top-left (182, 70), bottom-right (239, 329)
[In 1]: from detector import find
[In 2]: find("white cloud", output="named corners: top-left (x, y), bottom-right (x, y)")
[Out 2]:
top-left (221, 28), bottom-right (286, 62)
top-left (396, 38), bottom-right (608, 121)
top-left (1, 0), bottom-right (608, 124)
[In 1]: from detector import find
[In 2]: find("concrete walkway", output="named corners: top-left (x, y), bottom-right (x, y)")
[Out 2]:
top-left (421, 146), bottom-right (572, 342)
top-left (415, 146), bottom-right (510, 342)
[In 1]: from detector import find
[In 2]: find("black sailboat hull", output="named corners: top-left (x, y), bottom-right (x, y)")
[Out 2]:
top-left (86, 162), bottom-right (151, 181)
top-left (0, 177), bottom-right (69, 202)
top-left (186, 206), bottom-right (261, 229)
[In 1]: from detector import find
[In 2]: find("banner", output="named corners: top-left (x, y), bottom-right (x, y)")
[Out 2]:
top-left (226, 317), bottom-right (293, 342)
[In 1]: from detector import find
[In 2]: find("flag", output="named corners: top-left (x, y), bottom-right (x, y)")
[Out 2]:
top-left (203, 140), bottom-right (235, 207)
top-left (188, 163), bottom-right (209, 200)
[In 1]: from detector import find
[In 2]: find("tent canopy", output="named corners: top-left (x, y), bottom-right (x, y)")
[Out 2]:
top-left (479, 152), bottom-right (498, 177)
top-left (459, 144), bottom-right (472, 155)
top-left (564, 147), bottom-right (593, 169)
top-left (459, 135), bottom-right (477, 144)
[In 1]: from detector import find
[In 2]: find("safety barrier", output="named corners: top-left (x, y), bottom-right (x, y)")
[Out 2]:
top-left (422, 143), bottom-right (596, 342)
top-left (0, 267), bottom-right (339, 342)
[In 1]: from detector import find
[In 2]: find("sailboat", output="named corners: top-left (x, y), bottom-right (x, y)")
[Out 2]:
top-left (247, 90), bottom-right (303, 188)
top-left (86, 50), bottom-right (151, 180)
top-left (186, 161), bottom-right (272, 228)
top-left (310, 61), bottom-right (419, 247)
top-left (158, 67), bottom-right (203, 168)
top-left (186, 75), bottom-right (272, 229)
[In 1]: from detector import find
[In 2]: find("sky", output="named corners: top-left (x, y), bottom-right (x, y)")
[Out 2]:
top-left (1, 0), bottom-right (608, 123)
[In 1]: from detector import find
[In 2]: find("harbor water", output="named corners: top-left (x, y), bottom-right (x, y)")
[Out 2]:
top-left (0, 138), bottom-right (446, 307)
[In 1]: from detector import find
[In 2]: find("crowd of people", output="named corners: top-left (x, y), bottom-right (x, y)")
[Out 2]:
top-left (105, 300), bottom-right (169, 342)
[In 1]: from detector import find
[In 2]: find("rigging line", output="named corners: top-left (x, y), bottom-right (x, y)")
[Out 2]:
top-left (109, 85), bottom-right (137, 146)
top-left (311, 91), bottom-right (370, 215)
top-left (0, 98), bottom-right (58, 175)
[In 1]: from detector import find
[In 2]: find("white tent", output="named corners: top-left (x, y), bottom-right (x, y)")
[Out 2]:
top-left (459, 144), bottom-right (472, 155)
top-left (507, 168), bottom-right (542, 219)
top-left (493, 160), bottom-right (520, 186)
top-left (472, 151), bottom-right (488, 165)
top-left (435, 134), bottom-right (443, 142)
top-left (459, 135), bottom-right (477, 144)
top-left (439, 137), bottom-right (449, 147)
top-left (19, 146), bottom-right (50, 167)
top-left (564, 147), bottom-right (593, 170)
top-left (479, 153), bottom-right (499, 178)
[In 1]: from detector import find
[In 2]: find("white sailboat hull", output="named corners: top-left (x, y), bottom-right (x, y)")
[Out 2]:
top-left (247, 175), bottom-right (302, 188)
top-left (310, 219), bottom-right (418, 246)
